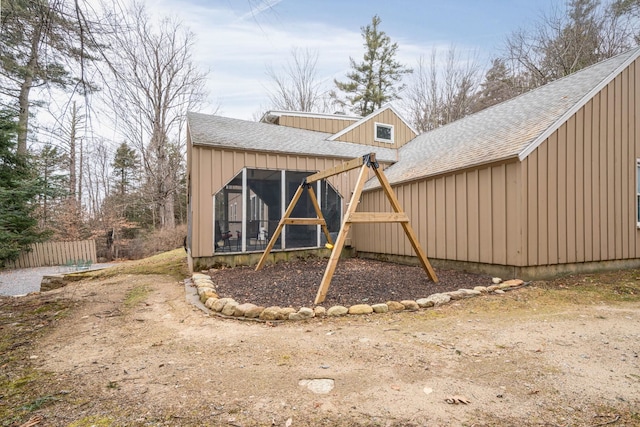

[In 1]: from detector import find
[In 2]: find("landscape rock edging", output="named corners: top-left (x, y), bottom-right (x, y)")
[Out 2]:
top-left (190, 273), bottom-right (527, 322)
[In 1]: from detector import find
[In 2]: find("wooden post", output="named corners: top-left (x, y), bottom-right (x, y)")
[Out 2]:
top-left (372, 166), bottom-right (438, 282)
top-left (255, 184), bottom-right (306, 270)
top-left (255, 152), bottom-right (438, 304)
top-left (314, 162), bottom-right (369, 304)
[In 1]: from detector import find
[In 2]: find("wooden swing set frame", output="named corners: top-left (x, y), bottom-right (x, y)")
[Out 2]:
top-left (255, 153), bottom-right (438, 304)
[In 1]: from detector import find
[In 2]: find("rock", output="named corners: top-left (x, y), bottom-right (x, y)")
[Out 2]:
top-left (299, 378), bottom-right (334, 394)
top-left (199, 289), bottom-right (219, 303)
top-left (297, 307), bottom-right (315, 318)
top-left (212, 297), bottom-right (235, 313)
top-left (314, 306), bottom-right (326, 317)
top-left (196, 286), bottom-right (215, 296)
top-left (221, 300), bottom-right (239, 316)
top-left (244, 305), bottom-right (265, 319)
top-left (460, 289), bottom-right (482, 297)
top-left (194, 279), bottom-right (214, 287)
top-left (492, 277), bottom-right (502, 284)
top-left (290, 307), bottom-right (314, 321)
top-left (502, 279), bottom-right (525, 287)
top-left (400, 300), bottom-right (419, 311)
top-left (204, 297), bottom-right (218, 309)
top-left (259, 306), bottom-right (282, 321)
top-left (386, 301), bottom-right (405, 311)
top-left (494, 289), bottom-right (506, 294)
top-left (233, 303), bottom-right (258, 317)
top-left (486, 285), bottom-right (499, 292)
top-left (474, 286), bottom-right (488, 293)
top-left (447, 290), bottom-right (468, 300)
top-left (327, 306), bottom-right (348, 316)
top-left (423, 293), bottom-right (451, 306)
top-left (348, 304), bottom-right (373, 315)
top-left (416, 298), bottom-right (434, 308)
top-left (278, 307), bottom-right (297, 320)
top-left (192, 273), bottom-right (210, 281)
top-left (372, 303), bottom-right (389, 313)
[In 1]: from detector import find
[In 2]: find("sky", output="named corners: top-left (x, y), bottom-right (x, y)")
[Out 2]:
top-left (141, 0), bottom-right (561, 120)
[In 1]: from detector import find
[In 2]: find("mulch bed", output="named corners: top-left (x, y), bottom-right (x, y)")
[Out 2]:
top-left (208, 257), bottom-right (493, 308)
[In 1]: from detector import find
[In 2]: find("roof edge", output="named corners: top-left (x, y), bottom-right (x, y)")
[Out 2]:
top-left (260, 110), bottom-right (362, 123)
top-left (518, 47), bottom-right (640, 161)
top-left (365, 154), bottom-right (521, 190)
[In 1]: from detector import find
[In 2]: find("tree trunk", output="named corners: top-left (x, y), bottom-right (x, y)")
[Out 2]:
top-left (17, 23), bottom-right (42, 154)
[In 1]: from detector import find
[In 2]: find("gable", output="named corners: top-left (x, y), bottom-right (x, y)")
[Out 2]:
top-left (329, 104), bottom-right (418, 148)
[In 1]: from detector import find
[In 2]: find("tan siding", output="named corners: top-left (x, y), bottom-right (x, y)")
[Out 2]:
top-left (335, 109), bottom-right (417, 148)
top-left (526, 149), bottom-right (538, 264)
top-left (467, 170), bottom-right (480, 262)
top-left (353, 161), bottom-right (522, 265)
top-left (190, 147), bottom-right (370, 257)
top-left (445, 175), bottom-right (456, 259)
top-left (519, 58), bottom-right (640, 266)
top-left (277, 115), bottom-right (357, 133)
top-left (455, 173), bottom-right (467, 260)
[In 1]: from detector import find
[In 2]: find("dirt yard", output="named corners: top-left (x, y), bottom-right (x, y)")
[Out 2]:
top-left (1, 252), bottom-right (639, 426)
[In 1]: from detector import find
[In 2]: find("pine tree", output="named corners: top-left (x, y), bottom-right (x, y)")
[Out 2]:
top-left (332, 15), bottom-right (412, 116)
top-left (0, 111), bottom-right (46, 266)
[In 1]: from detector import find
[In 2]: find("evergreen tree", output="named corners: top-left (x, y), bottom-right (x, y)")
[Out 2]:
top-left (0, 111), bottom-right (46, 266)
top-left (332, 15), bottom-right (412, 116)
top-left (0, 0), bottom-right (98, 153)
top-left (112, 142), bottom-right (140, 197)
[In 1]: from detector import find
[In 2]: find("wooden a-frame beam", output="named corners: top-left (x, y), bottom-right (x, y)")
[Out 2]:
top-left (255, 152), bottom-right (438, 305)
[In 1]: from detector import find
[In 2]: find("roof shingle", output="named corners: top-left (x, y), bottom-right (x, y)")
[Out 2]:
top-left (376, 46), bottom-right (640, 187)
top-left (187, 112), bottom-right (398, 163)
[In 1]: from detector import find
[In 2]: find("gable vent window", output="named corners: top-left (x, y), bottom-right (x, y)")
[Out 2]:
top-left (374, 122), bottom-right (394, 143)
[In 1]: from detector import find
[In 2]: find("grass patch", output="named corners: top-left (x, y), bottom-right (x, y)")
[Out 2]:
top-left (76, 249), bottom-right (189, 281)
top-left (124, 285), bottom-right (150, 307)
top-left (67, 416), bottom-right (116, 427)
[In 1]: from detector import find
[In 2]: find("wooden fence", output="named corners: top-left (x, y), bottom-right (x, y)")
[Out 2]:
top-left (6, 240), bottom-right (97, 269)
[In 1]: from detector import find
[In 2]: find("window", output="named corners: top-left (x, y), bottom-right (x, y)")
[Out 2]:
top-left (374, 122), bottom-right (394, 143)
top-left (637, 160), bottom-right (640, 227)
top-left (213, 168), bottom-right (342, 253)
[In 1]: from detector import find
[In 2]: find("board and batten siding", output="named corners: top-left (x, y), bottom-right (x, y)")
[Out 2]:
top-left (522, 56), bottom-right (640, 265)
top-left (333, 108), bottom-right (416, 149)
top-left (354, 57), bottom-right (640, 269)
top-left (277, 115), bottom-right (357, 134)
top-left (353, 161), bottom-right (523, 266)
top-left (189, 145), bottom-right (374, 258)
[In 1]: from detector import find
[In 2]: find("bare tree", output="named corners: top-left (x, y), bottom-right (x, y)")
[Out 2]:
top-left (405, 46), bottom-right (481, 133)
top-left (102, 2), bottom-right (207, 230)
top-left (504, 0), bottom-right (636, 89)
top-left (265, 48), bottom-right (327, 112)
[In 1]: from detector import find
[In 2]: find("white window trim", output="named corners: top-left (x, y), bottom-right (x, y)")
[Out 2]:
top-left (374, 122), bottom-right (394, 143)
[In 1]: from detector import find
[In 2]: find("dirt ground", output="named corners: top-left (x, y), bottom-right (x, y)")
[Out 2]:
top-left (1, 255), bottom-right (639, 426)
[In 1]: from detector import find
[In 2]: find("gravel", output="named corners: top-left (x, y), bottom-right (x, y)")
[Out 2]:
top-left (0, 264), bottom-right (114, 296)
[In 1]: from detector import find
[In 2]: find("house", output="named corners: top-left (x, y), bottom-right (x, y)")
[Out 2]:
top-left (186, 46), bottom-right (640, 279)
top-left (186, 105), bottom-right (415, 269)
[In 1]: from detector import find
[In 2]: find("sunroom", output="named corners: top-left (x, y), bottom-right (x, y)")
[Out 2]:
top-left (213, 167), bottom-right (342, 253)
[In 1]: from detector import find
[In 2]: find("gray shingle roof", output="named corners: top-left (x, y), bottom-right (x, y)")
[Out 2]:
top-left (187, 112), bottom-right (398, 163)
top-left (375, 46), bottom-right (640, 187)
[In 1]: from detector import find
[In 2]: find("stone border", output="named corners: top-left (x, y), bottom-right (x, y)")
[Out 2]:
top-left (191, 273), bottom-right (528, 322)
